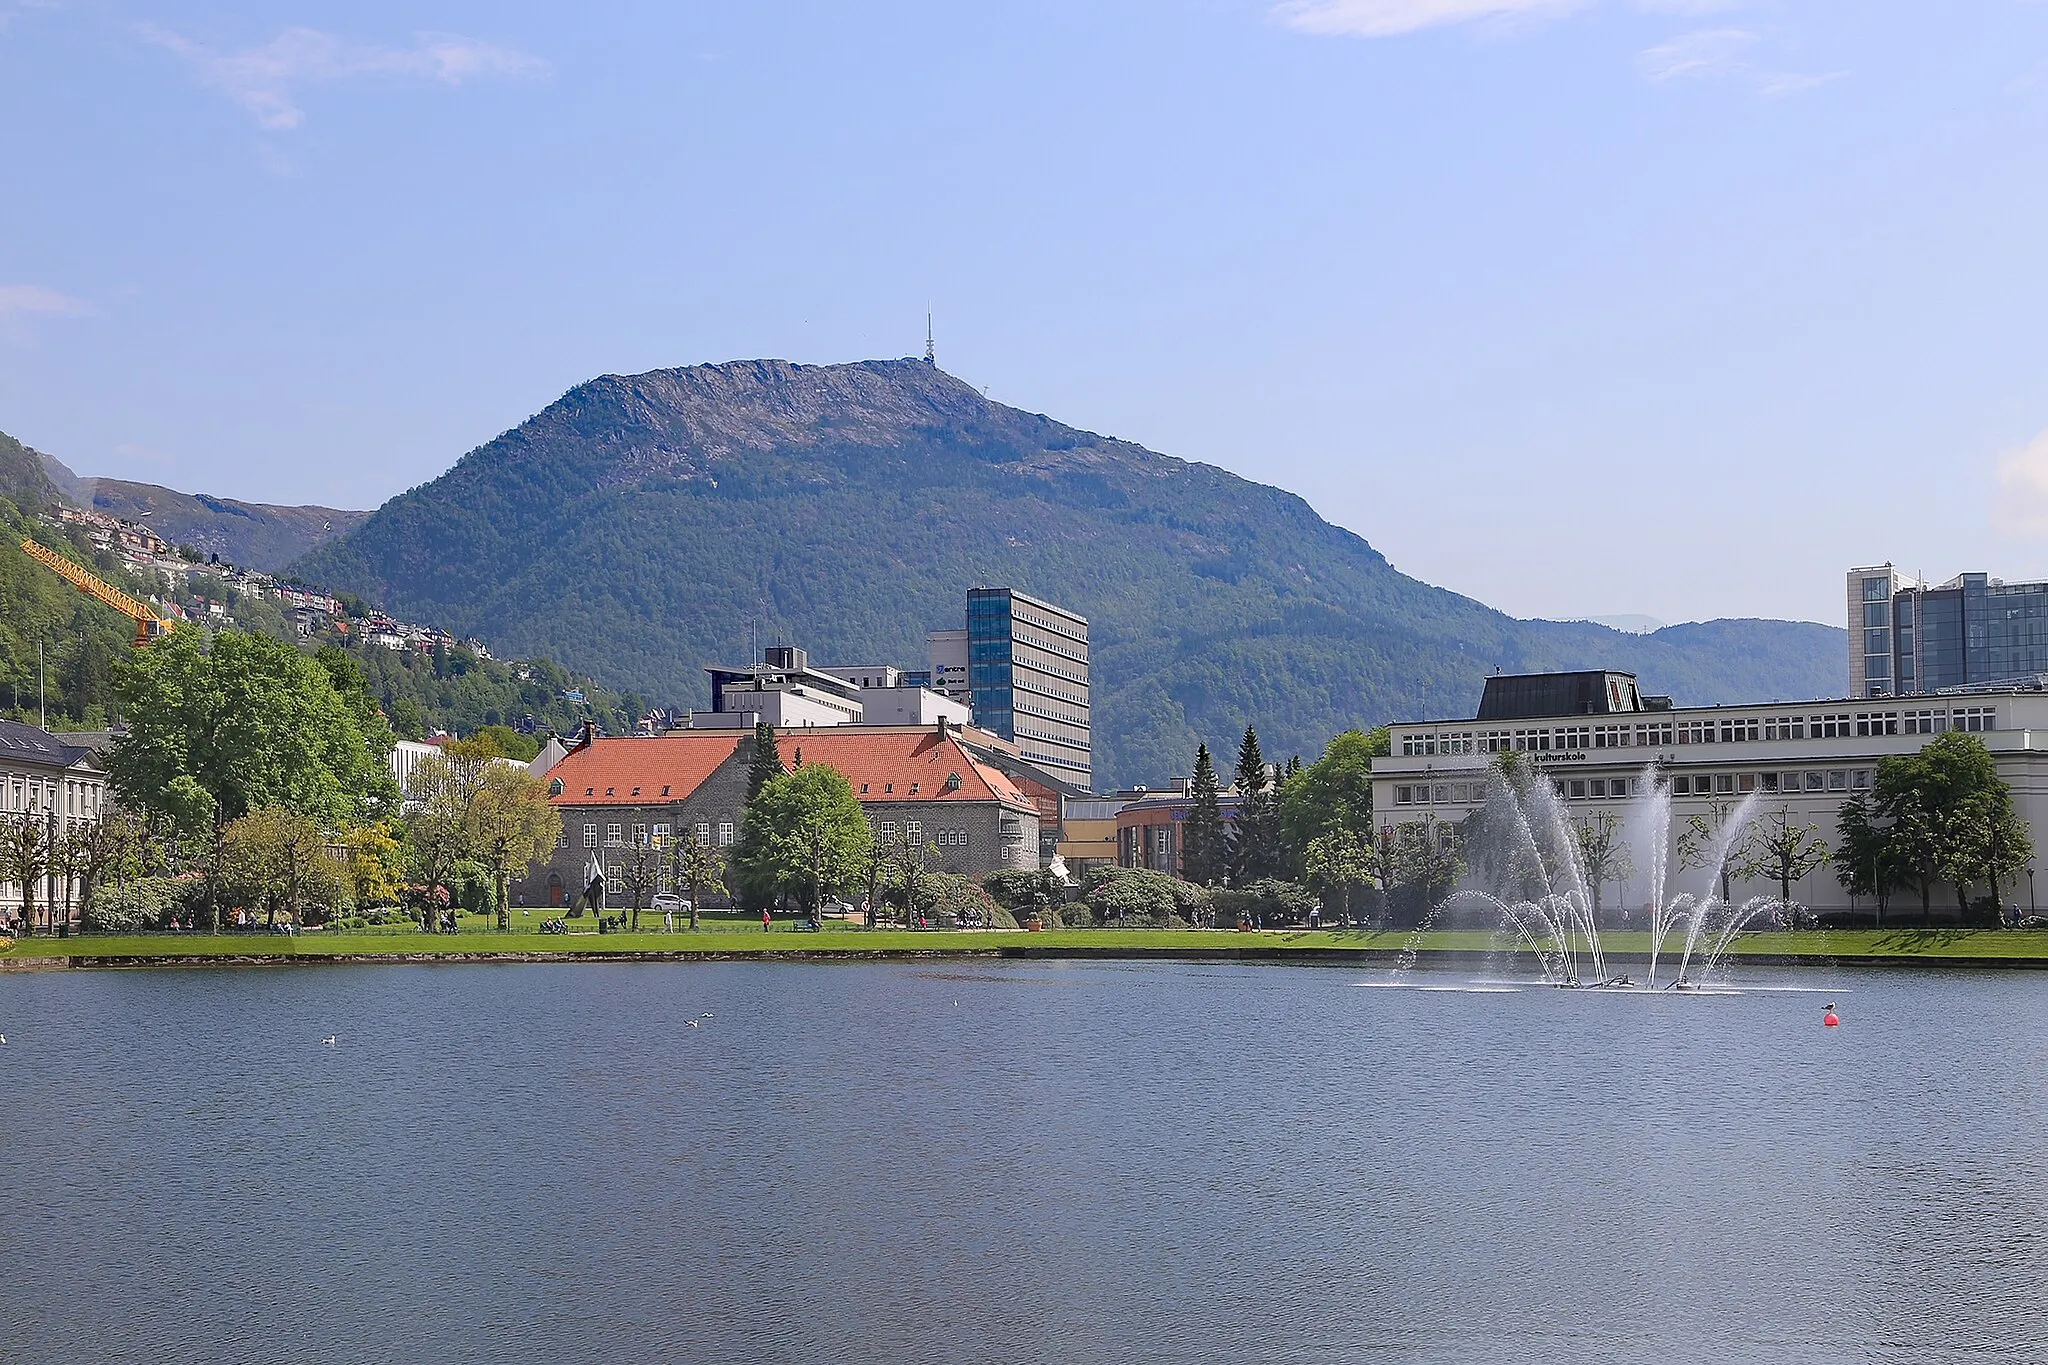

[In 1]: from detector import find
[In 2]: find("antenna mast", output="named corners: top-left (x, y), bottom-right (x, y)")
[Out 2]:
top-left (924, 314), bottom-right (935, 366)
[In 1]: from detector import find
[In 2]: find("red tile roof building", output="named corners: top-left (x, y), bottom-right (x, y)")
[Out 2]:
top-left (515, 723), bottom-right (1039, 909)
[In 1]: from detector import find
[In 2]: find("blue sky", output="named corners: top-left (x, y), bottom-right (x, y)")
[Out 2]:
top-left (6, 1), bottom-right (2048, 628)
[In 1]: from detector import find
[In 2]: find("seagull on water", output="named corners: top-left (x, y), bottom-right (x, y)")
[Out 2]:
top-left (321, 1036), bottom-right (338, 1045)
top-left (685, 1020), bottom-right (699, 1028)
top-left (701, 1012), bottom-right (713, 1019)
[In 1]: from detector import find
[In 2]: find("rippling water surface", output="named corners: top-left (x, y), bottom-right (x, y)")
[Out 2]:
top-left (2, 960), bottom-right (2044, 1364)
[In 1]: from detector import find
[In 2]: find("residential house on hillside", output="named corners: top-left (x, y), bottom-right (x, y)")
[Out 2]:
top-left (515, 722), bottom-right (1040, 908)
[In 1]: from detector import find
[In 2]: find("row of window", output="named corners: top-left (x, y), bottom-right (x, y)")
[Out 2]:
top-left (1393, 767), bottom-right (1877, 807)
top-left (579, 821), bottom-right (735, 850)
top-left (1398, 706), bottom-right (1998, 756)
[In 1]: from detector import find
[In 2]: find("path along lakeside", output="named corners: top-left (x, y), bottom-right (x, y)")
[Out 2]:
top-left (6, 928), bottom-right (2048, 971)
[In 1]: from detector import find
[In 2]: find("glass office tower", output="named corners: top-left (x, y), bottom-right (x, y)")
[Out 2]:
top-left (1850, 565), bottom-right (2048, 697)
top-left (963, 587), bottom-right (1091, 790)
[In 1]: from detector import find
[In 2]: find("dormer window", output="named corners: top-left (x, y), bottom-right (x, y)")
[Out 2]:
top-left (885, 783), bottom-right (893, 793)
top-left (944, 772), bottom-right (962, 791)
top-left (606, 787), bottom-right (615, 796)
top-left (631, 787), bottom-right (641, 796)
top-left (661, 785), bottom-right (671, 796)
top-left (861, 783), bottom-right (869, 794)
top-left (549, 778), bottom-right (563, 796)
top-left (585, 788), bottom-right (594, 796)
top-left (910, 782), bottom-right (920, 795)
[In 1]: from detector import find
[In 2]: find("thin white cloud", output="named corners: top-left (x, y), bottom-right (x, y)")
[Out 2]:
top-left (1638, 27), bottom-right (1755, 79)
top-left (1636, 0), bottom-right (1745, 14)
top-left (0, 284), bottom-right (89, 318)
top-left (1638, 27), bottom-right (1842, 96)
top-left (1996, 430), bottom-right (2048, 537)
top-left (1274, 0), bottom-right (1586, 39)
top-left (140, 25), bottom-right (548, 131)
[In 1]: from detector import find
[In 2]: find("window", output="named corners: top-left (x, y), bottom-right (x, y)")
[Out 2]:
top-left (583, 824), bottom-right (598, 849)
top-left (1588, 779), bottom-right (1606, 798)
top-left (1804, 772), bottom-right (1825, 792)
top-left (1851, 769), bottom-right (1872, 790)
top-left (860, 784), bottom-right (870, 794)
top-left (633, 823), bottom-right (649, 848)
top-left (1395, 786), bottom-right (1414, 806)
top-left (881, 821), bottom-right (899, 839)
top-left (1761, 773), bottom-right (1779, 793)
top-left (1567, 780), bottom-right (1586, 798)
top-left (1672, 775), bottom-right (1690, 795)
top-left (1715, 774), bottom-right (1735, 794)
top-left (1720, 718), bottom-right (1759, 743)
top-left (1765, 717), bottom-right (1804, 741)
top-left (652, 823), bottom-right (669, 847)
top-left (1560, 727), bottom-right (1590, 751)
top-left (1828, 771), bottom-right (1848, 791)
top-left (1737, 774), bottom-right (1756, 793)
top-left (606, 824), bottom-right (623, 847)
top-left (556, 830), bottom-right (569, 849)
top-left (717, 822), bottom-right (734, 847)
top-left (1855, 713), bottom-right (1899, 738)
top-left (1636, 722), bottom-right (1674, 748)
top-left (1814, 714), bottom-right (1853, 739)
top-left (1864, 601), bottom-right (1890, 628)
top-left (1904, 709), bottom-right (1947, 735)
top-left (695, 822), bottom-right (711, 846)
top-left (906, 821), bottom-right (923, 841)
top-left (1954, 706), bottom-right (1996, 733)
top-left (1430, 785), bottom-right (1449, 803)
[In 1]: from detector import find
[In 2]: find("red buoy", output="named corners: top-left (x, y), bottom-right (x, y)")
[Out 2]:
top-left (1823, 1011), bottom-right (1840, 1028)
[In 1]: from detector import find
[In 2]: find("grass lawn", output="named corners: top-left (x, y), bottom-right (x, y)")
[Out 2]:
top-left (7, 924), bottom-right (2048, 965)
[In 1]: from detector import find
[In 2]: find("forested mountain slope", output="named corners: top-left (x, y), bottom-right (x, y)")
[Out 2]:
top-left (296, 358), bottom-right (1846, 787)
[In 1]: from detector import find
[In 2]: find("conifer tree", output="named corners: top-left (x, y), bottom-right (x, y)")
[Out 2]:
top-left (1181, 743), bottom-right (1227, 886)
top-left (745, 720), bottom-right (785, 802)
top-left (1227, 725), bottom-right (1280, 886)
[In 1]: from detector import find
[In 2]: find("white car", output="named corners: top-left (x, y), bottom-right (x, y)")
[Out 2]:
top-left (651, 894), bottom-right (691, 913)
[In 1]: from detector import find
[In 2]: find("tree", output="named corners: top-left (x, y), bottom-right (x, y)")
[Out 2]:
top-left (1388, 815), bottom-right (1463, 925)
top-left (745, 720), bottom-right (785, 803)
top-left (1303, 828), bottom-right (1376, 928)
top-left (1572, 813), bottom-right (1635, 926)
top-left (222, 806), bottom-right (341, 927)
top-left (1277, 727), bottom-right (1388, 861)
top-left (620, 838), bottom-right (659, 930)
top-left (464, 764), bottom-right (561, 929)
top-left (0, 811), bottom-right (52, 934)
top-left (1676, 797), bottom-right (1747, 903)
top-left (1180, 743), bottom-right (1228, 886)
top-left (108, 628), bottom-right (398, 927)
top-left (1866, 733), bottom-right (2027, 925)
top-left (732, 764), bottom-right (869, 912)
top-left (668, 832), bottom-right (727, 931)
top-left (402, 751), bottom-right (488, 930)
top-left (1735, 806), bottom-right (1829, 912)
top-left (889, 828), bottom-right (938, 926)
top-left (1834, 794), bottom-right (1895, 923)
top-left (1227, 726), bottom-right (1282, 886)
top-left (343, 822), bottom-right (405, 909)
top-left (1938, 791), bottom-right (2032, 924)
top-left (61, 813), bottom-right (142, 934)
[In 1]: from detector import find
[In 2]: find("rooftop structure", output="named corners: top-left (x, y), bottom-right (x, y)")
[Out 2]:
top-left (1850, 564), bottom-right (2048, 699)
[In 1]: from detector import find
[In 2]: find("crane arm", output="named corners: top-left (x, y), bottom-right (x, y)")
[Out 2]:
top-left (18, 537), bottom-right (176, 646)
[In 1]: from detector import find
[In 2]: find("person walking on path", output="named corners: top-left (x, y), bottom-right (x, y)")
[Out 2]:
top-left (762, 907), bottom-right (772, 933)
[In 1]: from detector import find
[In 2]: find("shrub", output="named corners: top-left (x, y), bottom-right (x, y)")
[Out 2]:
top-left (1213, 879), bottom-right (1319, 927)
top-left (84, 877), bottom-right (185, 933)
top-left (1084, 868), bottom-right (1179, 925)
top-left (983, 869), bottom-right (1061, 916)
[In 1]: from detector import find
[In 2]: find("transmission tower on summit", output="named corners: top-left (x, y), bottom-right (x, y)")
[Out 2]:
top-left (924, 314), bottom-right (935, 366)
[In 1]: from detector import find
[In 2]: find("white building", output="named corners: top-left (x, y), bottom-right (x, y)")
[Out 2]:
top-left (1373, 671), bottom-right (2048, 919)
top-left (0, 720), bottom-right (111, 931)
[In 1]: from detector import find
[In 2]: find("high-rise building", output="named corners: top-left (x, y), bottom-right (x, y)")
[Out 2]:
top-left (1849, 564), bottom-right (2048, 698)
top-left (939, 588), bottom-right (1092, 790)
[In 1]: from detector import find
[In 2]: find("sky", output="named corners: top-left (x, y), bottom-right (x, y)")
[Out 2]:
top-left (6, 1), bottom-right (2048, 629)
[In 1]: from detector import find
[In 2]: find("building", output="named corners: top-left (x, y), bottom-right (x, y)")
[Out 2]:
top-left (929, 588), bottom-right (1090, 790)
top-left (0, 720), bottom-right (111, 931)
top-left (1114, 781), bottom-right (1243, 877)
top-left (1849, 564), bottom-right (2048, 699)
top-left (1373, 669), bottom-right (2048, 918)
top-left (514, 722), bottom-right (1041, 908)
top-left (1055, 796), bottom-right (1123, 880)
top-left (702, 645), bottom-right (867, 728)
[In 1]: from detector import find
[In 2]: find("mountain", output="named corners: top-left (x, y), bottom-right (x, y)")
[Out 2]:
top-left (0, 429), bottom-right (62, 514)
top-left (294, 358), bottom-right (1847, 788)
top-left (25, 445), bottom-right (366, 573)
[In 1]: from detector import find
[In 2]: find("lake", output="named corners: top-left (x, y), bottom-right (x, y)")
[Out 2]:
top-left (2, 959), bottom-right (2043, 1364)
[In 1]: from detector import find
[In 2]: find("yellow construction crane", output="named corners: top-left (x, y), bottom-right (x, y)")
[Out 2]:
top-left (18, 537), bottom-right (177, 647)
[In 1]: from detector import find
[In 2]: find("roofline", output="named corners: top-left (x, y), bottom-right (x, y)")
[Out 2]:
top-left (1391, 690), bottom-right (2035, 728)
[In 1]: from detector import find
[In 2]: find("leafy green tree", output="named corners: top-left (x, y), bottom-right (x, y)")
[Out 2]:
top-left (343, 822), bottom-right (404, 908)
top-left (1388, 815), bottom-right (1464, 926)
top-left (1676, 797), bottom-right (1747, 903)
top-left (401, 750), bottom-right (488, 930)
top-left (733, 764), bottom-right (868, 912)
top-left (1180, 742), bottom-right (1228, 886)
top-left (887, 828), bottom-right (939, 925)
top-left (1304, 827), bottom-right (1376, 927)
top-left (1734, 806), bottom-right (1828, 912)
top-left (1277, 727), bottom-right (1388, 861)
top-left (108, 628), bottom-right (397, 925)
top-left (1833, 793), bottom-right (1900, 924)
top-left (465, 764), bottom-right (562, 929)
top-left (1863, 733), bottom-right (2028, 924)
top-left (1084, 866), bottom-right (1179, 924)
top-left (1938, 791), bottom-right (2032, 923)
top-left (1226, 726), bottom-right (1282, 886)
top-left (222, 806), bottom-right (344, 927)
top-left (620, 839), bottom-right (659, 930)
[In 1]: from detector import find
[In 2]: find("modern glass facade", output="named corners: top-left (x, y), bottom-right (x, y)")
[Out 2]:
top-left (1858, 568), bottom-right (2048, 696)
top-left (963, 587), bottom-right (1091, 790)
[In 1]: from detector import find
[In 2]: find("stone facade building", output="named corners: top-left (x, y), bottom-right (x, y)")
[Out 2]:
top-left (514, 722), bottom-right (1039, 909)
top-left (0, 719), bottom-right (111, 931)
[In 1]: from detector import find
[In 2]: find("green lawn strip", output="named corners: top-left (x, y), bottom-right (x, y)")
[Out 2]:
top-left (9, 927), bottom-right (2048, 964)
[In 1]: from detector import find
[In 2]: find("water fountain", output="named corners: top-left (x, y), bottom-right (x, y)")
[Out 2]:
top-left (1436, 758), bottom-right (1792, 990)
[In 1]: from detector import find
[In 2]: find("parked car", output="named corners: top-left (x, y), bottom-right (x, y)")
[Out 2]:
top-left (651, 894), bottom-right (691, 914)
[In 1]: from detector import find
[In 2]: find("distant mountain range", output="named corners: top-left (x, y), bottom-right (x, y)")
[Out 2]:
top-left (285, 358), bottom-right (1848, 788)
top-left (0, 428), bottom-right (365, 573)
